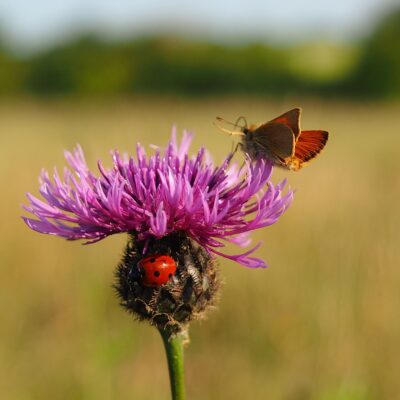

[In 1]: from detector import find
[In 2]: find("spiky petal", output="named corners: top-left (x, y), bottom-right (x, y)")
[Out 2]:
top-left (23, 129), bottom-right (293, 267)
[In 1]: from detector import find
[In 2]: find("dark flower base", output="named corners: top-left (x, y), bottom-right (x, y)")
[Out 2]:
top-left (115, 232), bottom-right (221, 335)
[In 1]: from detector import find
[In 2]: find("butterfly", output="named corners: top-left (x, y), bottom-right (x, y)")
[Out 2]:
top-left (215, 108), bottom-right (329, 171)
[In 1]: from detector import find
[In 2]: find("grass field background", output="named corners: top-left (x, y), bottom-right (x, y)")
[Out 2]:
top-left (1, 97), bottom-right (399, 399)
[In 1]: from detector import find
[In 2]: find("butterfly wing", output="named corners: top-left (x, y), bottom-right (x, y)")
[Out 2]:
top-left (287, 130), bottom-right (329, 170)
top-left (245, 122), bottom-right (295, 165)
top-left (268, 108), bottom-right (301, 139)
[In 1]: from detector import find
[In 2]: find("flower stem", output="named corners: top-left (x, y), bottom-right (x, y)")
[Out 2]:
top-left (159, 329), bottom-right (186, 400)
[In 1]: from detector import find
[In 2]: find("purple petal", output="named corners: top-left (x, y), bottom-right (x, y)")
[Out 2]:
top-left (22, 129), bottom-right (293, 268)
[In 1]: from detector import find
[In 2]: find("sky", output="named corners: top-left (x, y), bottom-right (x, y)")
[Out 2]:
top-left (0, 0), bottom-right (398, 51)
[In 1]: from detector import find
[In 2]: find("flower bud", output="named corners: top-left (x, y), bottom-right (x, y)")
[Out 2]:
top-left (115, 232), bottom-right (221, 335)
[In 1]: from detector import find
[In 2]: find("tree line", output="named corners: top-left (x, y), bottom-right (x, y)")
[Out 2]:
top-left (0, 9), bottom-right (399, 99)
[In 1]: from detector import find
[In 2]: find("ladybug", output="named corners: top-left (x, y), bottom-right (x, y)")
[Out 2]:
top-left (138, 254), bottom-right (177, 287)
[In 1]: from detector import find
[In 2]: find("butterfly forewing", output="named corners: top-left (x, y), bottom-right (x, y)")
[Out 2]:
top-left (268, 108), bottom-right (301, 139)
top-left (251, 122), bottom-right (295, 160)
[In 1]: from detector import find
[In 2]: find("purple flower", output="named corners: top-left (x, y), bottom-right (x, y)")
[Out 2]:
top-left (23, 129), bottom-right (293, 268)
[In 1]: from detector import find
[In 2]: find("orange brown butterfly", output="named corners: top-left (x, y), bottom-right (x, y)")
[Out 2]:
top-left (215, 108), bottom-right (328, 171)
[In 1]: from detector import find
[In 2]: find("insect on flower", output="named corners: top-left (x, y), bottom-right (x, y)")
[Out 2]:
top-left (215, 108), bottom-right (329, 171)
top-left (138, 254), bottom-right (177, 287)
top-left (22, 129), bottom-right (293, 268)
top-left (22, 129), bottom-right (294, 332)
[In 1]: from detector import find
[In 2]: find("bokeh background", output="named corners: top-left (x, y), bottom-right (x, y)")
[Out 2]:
top-left (1, 1), bottom-right (400, 399)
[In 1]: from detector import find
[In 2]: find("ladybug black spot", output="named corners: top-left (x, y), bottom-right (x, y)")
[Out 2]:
top-left (168, 273), bottom-right (172, 278)
top-left (154, 270), bottom-right (160, 277)
top-left (150, 257), bottom-right (156, 263)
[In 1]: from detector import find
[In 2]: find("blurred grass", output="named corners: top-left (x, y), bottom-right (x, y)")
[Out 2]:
top-left (1, 97), bottom-right (399, 399)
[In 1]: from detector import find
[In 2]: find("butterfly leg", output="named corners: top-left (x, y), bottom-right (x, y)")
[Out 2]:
top-left (229, 141), bottom-right (243, 154)
top-left (233, 142), bottom-right (243, 154)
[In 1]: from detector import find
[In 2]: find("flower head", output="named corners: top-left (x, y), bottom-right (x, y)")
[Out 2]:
top-left (23, 129), bottom-right (293, 268)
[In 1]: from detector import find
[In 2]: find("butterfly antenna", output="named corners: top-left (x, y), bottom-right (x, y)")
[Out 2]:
top-left (214, 117), bottom-right (245, 136)
top-left (216, 116), bottom-right (239, 127)
top-left (234, 116), bottom-right (248, 130)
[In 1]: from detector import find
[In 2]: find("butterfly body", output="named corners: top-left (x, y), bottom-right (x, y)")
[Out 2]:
top-left (217, 108), bottom-right (328, 171)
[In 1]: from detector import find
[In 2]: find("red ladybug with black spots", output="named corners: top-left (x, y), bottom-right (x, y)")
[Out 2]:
top-left (138, 254), bottom-right (177, 287)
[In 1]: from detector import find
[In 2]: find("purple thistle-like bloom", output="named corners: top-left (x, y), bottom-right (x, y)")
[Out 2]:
top-left (23, 129), bottom-right (293, 268)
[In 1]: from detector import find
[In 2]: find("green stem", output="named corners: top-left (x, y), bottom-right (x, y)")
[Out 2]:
top-left (159, 329), bottom-right (186, 400)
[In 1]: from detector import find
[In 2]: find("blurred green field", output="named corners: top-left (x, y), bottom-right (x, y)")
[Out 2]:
top-left (1, 97), bottom-right (399, 400)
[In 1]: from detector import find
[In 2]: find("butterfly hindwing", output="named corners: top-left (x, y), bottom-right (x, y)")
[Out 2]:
top-left (288, 130), bottom-right (329, 170)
